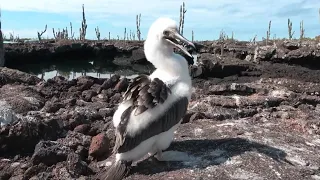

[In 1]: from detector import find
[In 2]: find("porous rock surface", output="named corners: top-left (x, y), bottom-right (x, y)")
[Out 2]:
top-left (1, 40), bottom-right (320, 180)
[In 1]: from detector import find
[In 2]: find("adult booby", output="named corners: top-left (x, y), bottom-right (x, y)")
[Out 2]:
top-left (98, 17), bottom-right (196, 180)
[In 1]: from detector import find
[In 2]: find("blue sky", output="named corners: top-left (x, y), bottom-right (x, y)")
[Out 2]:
top-left (1, 0), bottom-right (320, 41)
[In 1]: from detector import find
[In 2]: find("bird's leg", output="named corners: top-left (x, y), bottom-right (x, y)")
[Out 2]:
top-left (155, 150), bottom-right (190, 162)
top-left (154, 150), bottom-right (163, 160)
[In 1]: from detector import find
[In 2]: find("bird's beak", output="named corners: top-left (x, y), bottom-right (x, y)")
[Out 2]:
top-left (163, 29), bottom-right (196, 58)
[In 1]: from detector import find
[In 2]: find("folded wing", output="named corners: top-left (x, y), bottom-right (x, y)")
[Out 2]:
top-left (113, 74), bottom-right (189, 154)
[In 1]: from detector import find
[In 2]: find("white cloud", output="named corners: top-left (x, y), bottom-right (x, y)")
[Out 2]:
top-left (2, 0), bottom-right (318, 20)
top-left (1, 0), bottom-right (320, 40)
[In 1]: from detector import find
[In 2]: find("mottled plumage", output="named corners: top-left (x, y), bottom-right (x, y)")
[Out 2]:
top-left (123, 75), bottom-right (171, 115)
top-left (113, 74), bottom-right (188, 154)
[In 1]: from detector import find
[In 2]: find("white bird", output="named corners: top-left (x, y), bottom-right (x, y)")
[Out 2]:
top-left (97, 17), bottom-right (196, 180)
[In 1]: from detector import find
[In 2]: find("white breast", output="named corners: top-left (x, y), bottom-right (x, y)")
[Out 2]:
top-left (113, 100), bottom-right (133, 128)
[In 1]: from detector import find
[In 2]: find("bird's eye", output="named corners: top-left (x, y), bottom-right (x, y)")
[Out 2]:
top-left (163, 30), bottom-right (170, 36)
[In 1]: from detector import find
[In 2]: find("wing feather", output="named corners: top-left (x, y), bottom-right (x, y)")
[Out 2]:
top-left (112, 74), bottom-right (189, 154)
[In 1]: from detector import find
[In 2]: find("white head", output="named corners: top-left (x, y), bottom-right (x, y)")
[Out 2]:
top-left (144, 17), bottom-right (196, 74)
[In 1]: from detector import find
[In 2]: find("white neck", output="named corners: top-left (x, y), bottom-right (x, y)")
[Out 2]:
top-left (144, 39), bottom-right (190, 78)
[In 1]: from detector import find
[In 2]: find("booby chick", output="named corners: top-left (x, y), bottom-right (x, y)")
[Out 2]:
top-left (97, 17), bottom-right (196, 180)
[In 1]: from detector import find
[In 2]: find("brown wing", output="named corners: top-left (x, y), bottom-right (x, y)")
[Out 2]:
top-left (122, 74), bottom-right (171, 116)
top-left (112, 74), bottom-right (188, 154)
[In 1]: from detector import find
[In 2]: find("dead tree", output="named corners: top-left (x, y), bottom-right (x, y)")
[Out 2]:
top-left (0, 8), bottom-right (4, 67)
top-left (136, 14), bottom-right (141, 41)
top-left (179, 2), bottom-right (186, 35)
top-left (65, 27), bottom-right (69, 39)
top-left (130, 29), bottom-right (135, 40)
top-left (288, 18), bottom-right (294, 40)
top-left (79, 4), bottom-right (87, 41)
top-left (53, 28), bottom-right (68, 40)
top-left (37, 24), bottom-right (47, 41)
top-left (266, 20), bottom-right (271, 45)
top-left (2, 33), bottom-right (5, 41)
top-left (219, 30), bottom-right (226, 56)
top-left (8, 32), bottom-right (19, 42)
top-left (9, 32), bottom-right (14, 41)
top-left (70, 22), bottom-right (75, 39)
top-left (300, 20), bottom-right (305, 41)
top-left (95, 26), bottom-right (100, 40)
top-left (250, 35), bottom-right (257, 45)
top-left (192, 30), bottom-right (194, 42)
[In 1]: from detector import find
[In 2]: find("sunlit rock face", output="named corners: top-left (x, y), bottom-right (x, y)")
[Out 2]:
top-left (0, 100), bottom-right (17, 126)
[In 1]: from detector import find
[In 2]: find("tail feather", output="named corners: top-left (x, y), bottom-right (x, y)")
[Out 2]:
top-left (96, 160), bottom-right (132, 180)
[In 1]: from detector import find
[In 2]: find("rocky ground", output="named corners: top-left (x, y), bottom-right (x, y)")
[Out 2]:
top-left (1, 39), bottom-right (320, 180)
top-left (3, 40), bottom-right (147, 68)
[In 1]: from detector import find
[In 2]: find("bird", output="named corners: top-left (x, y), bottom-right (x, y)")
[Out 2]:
top-left (96, 17), bottom-right (196, 180)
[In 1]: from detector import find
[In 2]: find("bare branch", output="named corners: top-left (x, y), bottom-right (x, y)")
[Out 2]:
top-left (37, 24), bottom-right (47, 41)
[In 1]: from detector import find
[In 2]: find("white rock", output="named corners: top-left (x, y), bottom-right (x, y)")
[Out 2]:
top-left (0, 100), bottom-right (18, 126)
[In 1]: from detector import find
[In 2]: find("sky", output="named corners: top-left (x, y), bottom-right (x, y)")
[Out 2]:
top-left (1, 0), bottom-right (320, 41)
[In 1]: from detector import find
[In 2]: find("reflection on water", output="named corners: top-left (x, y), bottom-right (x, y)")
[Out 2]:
top-left (37, 70), bottom-right (140, 81)
top-left (16, 54), bottom-right (198, 81)
top-left (4, 41), bottom-right (19, 44)
top-left (36, 60), bottom-right (142, 80)
top-left (16, 57), bottom-right (154, 81)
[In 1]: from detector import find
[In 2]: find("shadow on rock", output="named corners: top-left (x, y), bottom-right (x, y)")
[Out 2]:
top-left (130, 137), bottom-right (292, 175)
